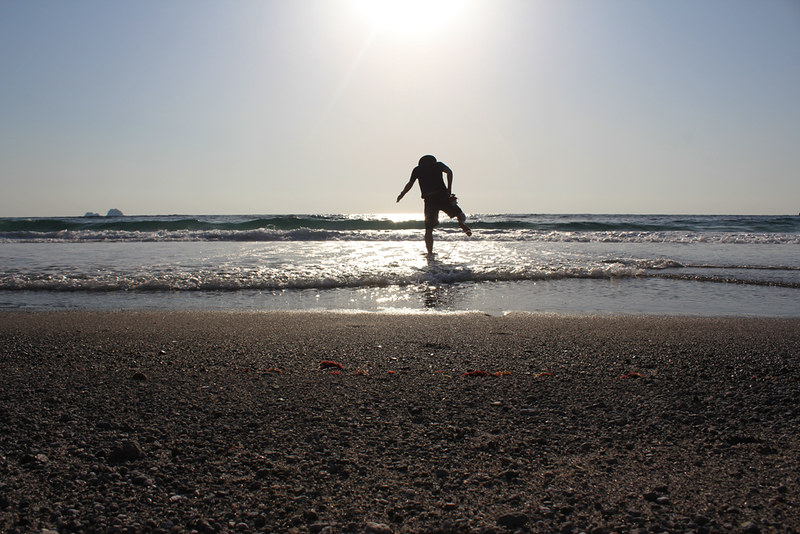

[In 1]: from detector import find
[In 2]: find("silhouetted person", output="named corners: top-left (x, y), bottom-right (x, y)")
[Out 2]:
top-left (397, 155), bottom-right (471, 254)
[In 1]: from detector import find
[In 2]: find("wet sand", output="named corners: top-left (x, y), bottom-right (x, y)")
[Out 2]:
top-left (1, 311), bottom-right (799, 533)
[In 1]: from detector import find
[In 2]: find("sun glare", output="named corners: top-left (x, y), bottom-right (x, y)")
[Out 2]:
top-left (356, 0), bottom-right (466, 36)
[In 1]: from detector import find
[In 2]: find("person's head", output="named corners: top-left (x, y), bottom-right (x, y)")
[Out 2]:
top-left (418, 155), bottom-right (437, 167)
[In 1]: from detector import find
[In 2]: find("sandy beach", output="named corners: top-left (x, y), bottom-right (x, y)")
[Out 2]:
top-left (1, 311), bottom-right (799, 533)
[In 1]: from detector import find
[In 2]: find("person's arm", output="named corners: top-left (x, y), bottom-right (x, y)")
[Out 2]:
top-left (442, 163), bottom-right (453, 195)
top-left (397, 172), bottom-right (417, 202)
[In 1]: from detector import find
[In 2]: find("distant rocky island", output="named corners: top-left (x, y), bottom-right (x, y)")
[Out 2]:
top-left (84, 209), bottom-right (124, 217)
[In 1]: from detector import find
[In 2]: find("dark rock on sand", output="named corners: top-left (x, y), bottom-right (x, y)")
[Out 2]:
top-left (364, 522), bottom-right (392, 534)
top-left (107, 440), bottom-right (142, 463)
top-left (497, 512), bottom-right (529, 528)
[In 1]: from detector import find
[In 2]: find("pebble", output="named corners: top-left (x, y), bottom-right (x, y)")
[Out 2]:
top-left (108, 440), bottom-right (143, 463)
top-left (497, 512), bottom-right (529, 528)
top-left (740, 521), bottom-right (760, 533)
top-left (309, 523), bottom-right (334, 533)
top-left (195, 519), bottom-right (215, 533)
top-left (364, 522), bottom-right (392, 534)
top-left (129, 470), bottom-right (153, 486)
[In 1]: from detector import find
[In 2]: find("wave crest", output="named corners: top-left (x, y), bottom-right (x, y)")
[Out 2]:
top-left (2, 214), bottom-right (799, 244)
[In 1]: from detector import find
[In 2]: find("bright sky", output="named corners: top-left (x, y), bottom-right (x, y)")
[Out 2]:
top-left (1, 0), bottom-right (798, 216)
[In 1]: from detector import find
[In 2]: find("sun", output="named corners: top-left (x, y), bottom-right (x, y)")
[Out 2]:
top-left (355, 0), bottom-right (466, 36)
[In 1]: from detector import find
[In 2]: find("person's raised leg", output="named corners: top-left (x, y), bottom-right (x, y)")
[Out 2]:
top-left (457, 213), bottom-right (472, 237)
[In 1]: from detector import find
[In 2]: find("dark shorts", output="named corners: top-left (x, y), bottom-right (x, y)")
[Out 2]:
top-left (424, 191), bottom-right (464, 228)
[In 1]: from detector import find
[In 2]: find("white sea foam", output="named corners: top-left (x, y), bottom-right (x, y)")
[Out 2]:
top-left (3, 228), bottom-right (799, 245)
top-left (1, 240), bottom-right (798, 293)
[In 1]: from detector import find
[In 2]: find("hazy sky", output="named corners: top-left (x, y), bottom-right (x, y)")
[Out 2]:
top-left (1, 0), bottom-right (798, 216)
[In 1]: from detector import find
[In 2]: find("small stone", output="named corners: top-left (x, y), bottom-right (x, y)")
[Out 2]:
top-left (539, 505), bottom-right (555, 518)
top-left (655, 496), bottom-right (672, 506)
top-left (497, 512), bottom-right (529, 528)
top-left (255, 467), bottom-right (272, 479)
top-left (130, 470), bottom-right (152, 486)
top-left (500, 469), bottom-right (521, 481)
top-left (195, 519), bottom-right (215, 534)
top-left (108, 441), bottom-right (142, 463)
top-left (132, 372), bottom-right (147, 381)
top-left (694, 515), bottom-right (710, 526)
top-left (741, 521), bottom-right (760, 533)
top-left (365, 522), bottom-right (392, 534)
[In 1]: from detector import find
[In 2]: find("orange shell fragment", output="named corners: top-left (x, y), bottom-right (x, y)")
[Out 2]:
top-left (620, 372), bottom-right (643, 379)
top-left (462, 370), bottom-right (491, 377)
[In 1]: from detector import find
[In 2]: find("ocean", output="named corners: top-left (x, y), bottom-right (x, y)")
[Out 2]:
top-left (1, 214), bottom-right (798, 316)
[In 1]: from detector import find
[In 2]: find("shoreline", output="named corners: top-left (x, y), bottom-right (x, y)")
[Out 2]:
top-left (2, 312), bottom-right (799, 533)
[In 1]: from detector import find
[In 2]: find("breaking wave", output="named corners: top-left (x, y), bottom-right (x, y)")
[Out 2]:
top-left (2, 259), bottom-right (797, 292)
top-left (1, 214), bottom-right (799, 244)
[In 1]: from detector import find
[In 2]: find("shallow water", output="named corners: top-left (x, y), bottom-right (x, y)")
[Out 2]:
top-left (1, 217), bottom-right (798, 316)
